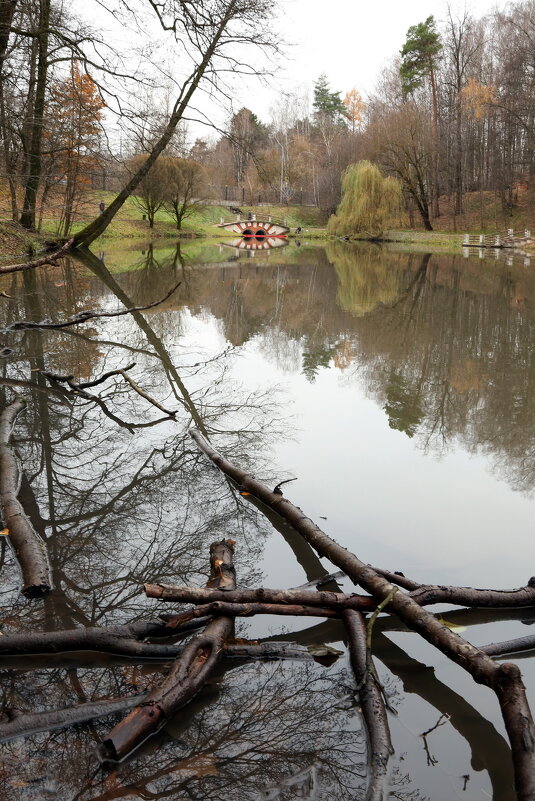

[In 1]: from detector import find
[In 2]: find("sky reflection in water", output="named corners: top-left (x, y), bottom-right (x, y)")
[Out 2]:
top-left (0, 240), bottom-right (533, 801)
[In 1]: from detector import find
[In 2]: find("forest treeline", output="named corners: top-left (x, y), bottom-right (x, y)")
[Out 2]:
top-left (1, 0), bottom-right (535, 236)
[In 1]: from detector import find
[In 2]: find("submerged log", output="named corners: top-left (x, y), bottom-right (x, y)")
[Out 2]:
top-left (481, 635), bottom-right (535, 658)
top-left (343, 609), bottom-right (393, 801)
top-left (99, 539), bottom-right (237, 763)
top-left (0, 238), bottom-right (74, 275)
top-left (0, 694), bottom-right (146, 744)
top-left (4, 281), bottom-right (181, 332)
top-left (0, 398), bottom-right (52, 597)
top-left (0, 619), bottom-right (209, 659)
top-left (190, 429), bottom-right (535, 800)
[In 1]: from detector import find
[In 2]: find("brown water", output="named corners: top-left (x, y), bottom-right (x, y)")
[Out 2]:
top-left (0, 239), bottom-right (533, 800)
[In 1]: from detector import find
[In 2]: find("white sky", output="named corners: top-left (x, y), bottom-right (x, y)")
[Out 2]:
top-left (85, 0), bottom-right (506, 144)
top-left (207, 0), bottom-right (504, 132)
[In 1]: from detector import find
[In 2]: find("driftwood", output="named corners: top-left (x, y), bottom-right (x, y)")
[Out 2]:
top-left (0, 618), bottom-right (208, 658)
top-left (0, 238), bottom-right (74, 275)
top-left (144, 582), bottom-right (374, 609)
top-left (343, 609), bottom-right (393, 801)
top-left (160, 600), bottom-right (340, 629)
top-left (145, 579), bottom-right (535, 610)
top-left (0, 617), bottom-right (321, 665)
top-left (0, 694), bottom-right (146, 744)
top-left (3, 281), bottom-right (181, 332)
top-left (189, 429), bottom-right (535, 801)
top-left (0, 398), bottom-right (51, 596)
top-left (481, 635), bottom-right (535, 658)
top-left (0, 641), bottom-right (329, 746)
top-left (100, 539), bottom-right (238, 763)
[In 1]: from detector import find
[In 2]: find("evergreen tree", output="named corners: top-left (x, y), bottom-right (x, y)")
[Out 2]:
top-left (313, 74), bottom-right (346, 119)
top-left (399, 16), bottom-right (442, 97)
top-left (400, 16), bottom-right (442, 217)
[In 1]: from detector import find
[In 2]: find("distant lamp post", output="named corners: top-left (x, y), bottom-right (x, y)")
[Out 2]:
top-left (224, 185), bottom-right (228, 201)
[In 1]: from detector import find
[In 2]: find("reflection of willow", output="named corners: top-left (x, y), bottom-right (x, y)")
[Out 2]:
top-left (326, 241), bottom-right (408, 316)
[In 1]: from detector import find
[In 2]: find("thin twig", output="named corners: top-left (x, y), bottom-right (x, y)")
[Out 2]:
top-left (2, 282), bottom-right (181, 332)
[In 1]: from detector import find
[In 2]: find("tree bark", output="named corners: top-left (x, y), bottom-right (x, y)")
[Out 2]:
top-left (19, 0), bottom-right (50, 230)
top-left (189, 429), bottom-right (535, 800)
top-left (99, 539), bottom-right (237, 763)
top-left (343, 609), bottom-right (393, 801)
top-left (0, 694), bottom-right (147, 744)
top-left (144, 582), bottom-right (375, 610)
top-left (145, 579), bottom-right (535, 610)
top-left (0, 397), bottom-right (52, 596)
top-left (481, 635), bottom-right (535, 659)
top-left (161, 600), bottom-right (341, 627)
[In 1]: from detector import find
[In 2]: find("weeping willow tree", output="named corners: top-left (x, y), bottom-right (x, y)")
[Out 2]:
top-left (328, 161), bottom-right (401, 239)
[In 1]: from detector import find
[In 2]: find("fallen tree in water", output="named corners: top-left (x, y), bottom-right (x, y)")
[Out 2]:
top-left (1, 437), bottom-right (535, 797)
top-left (99, 539), bottom-right (238, 763)
top-left (188, 429), bottom-right (535, 801)
top-left (0, 397), bottom-right (51, 597)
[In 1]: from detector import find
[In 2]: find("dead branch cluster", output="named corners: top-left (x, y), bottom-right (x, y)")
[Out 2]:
top-left (1, 429), bottom-right (534, 799)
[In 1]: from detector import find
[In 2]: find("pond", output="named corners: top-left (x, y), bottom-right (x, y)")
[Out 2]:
top-left (0, 238), bottom-right (534, 800)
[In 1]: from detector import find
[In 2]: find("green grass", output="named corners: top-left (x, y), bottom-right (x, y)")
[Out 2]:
top-left (34, 190), bottom-right (326, 246)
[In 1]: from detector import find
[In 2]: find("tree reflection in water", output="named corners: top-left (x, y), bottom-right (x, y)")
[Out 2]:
top-left (0, 241), bottom-right (532, 799)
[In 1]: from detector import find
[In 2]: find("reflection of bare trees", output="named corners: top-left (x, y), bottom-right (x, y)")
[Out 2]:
top-left (0, 243), bottom-right (534, 800)
top-left (0, 662), bottom-right (366, 801)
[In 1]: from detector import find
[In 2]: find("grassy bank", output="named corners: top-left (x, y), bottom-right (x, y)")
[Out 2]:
top-left (1, 184), bottom-right (533, 259)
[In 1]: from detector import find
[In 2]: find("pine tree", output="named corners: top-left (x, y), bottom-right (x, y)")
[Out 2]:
top-left (399, 16), bottom-right (442, 97)
top-left (400, 16), bottom-right (441, 217)
top-left (313, 74), bottom-right (346, 120)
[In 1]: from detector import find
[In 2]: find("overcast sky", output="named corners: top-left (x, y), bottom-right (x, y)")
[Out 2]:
top-left (207, 0), bottom-right (504, 133)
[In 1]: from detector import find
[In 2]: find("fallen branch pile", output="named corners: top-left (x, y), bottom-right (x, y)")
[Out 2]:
top-left (1, 433), bottom-right (534, 799)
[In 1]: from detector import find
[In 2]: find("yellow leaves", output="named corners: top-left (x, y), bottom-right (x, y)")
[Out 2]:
top-left (0, 529), bottom-right (9, 536)
top-left (343, 88), bottom-right (365, 130)
top-left (437, 617), bottom-right (467, 633)
top-left (460, 78), bottom-right (497, 120)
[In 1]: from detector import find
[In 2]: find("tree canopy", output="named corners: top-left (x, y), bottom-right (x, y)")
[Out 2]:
top-left (327, 161), bottom-right (401, 239)
top-left (400, 16), bottom-right (442, 97)
top-left (313, 74), bottom-right (346, 119)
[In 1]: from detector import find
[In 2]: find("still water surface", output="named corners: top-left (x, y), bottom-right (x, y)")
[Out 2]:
top-left (0, 240), bottom-right (533, 800)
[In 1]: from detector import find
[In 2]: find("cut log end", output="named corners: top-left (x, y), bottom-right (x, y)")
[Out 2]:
top-left (22, 582), bottom-right (52, 599)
